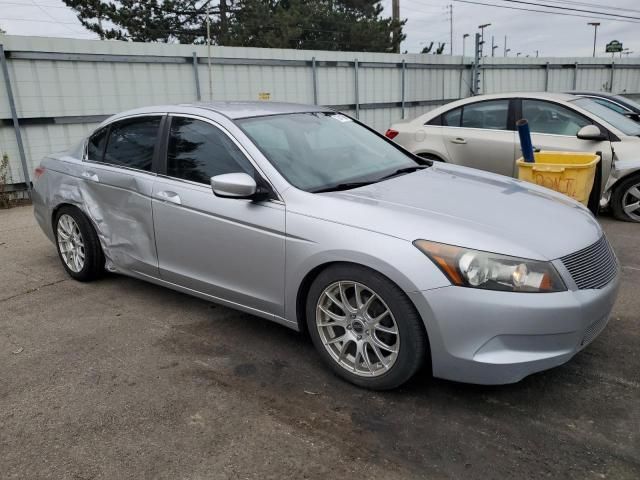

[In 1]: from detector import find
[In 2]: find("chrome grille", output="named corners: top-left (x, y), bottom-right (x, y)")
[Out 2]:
top-left (581, 315), bottom-right (609, 346)
top-left (560, 235), bottom-right (618, 290)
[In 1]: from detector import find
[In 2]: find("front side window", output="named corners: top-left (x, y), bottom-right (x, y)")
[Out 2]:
top-left (461, 100), bottom-right (509, 130)
top-left (166, 117), bottom-right (254, 184)
top-left (238, 112), bottom-right (419, 192)
top-left (522, 100), bottom-right (589, 136)
top-left (103, 116), bottom-right (161, 171)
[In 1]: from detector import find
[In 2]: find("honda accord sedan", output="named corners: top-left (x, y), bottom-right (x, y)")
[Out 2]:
top-left (386, 92), bottom-right (640, 222)
top-left (33, 102), bottom-right (620, 390)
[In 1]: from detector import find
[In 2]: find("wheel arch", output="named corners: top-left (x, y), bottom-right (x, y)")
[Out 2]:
top-left (294, 260), bottom-right (430, 347)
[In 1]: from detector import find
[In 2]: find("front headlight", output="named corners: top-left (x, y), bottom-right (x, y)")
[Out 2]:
top-left (413, 240), bottom-right (566, 293)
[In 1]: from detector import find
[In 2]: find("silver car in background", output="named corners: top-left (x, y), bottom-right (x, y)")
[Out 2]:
top-left (386, 92), bottom-right (640, 222)
top-left (33, 102), bottom-right (620, 389)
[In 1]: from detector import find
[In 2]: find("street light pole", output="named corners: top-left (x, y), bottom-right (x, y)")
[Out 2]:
top-left (478, 23), bottom-right (491, 57)
top-left (462, 33), bottom-right (469, 58)
top-left (588, 22), bottom-right (600, 58)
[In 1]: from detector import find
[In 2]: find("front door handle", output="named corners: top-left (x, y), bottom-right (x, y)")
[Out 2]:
top-left (450, 137), bottom-right (467, 144)
top-left (155, 190), bottom-right (181, 205)
top-left (81, 170), bottom-right (99, 182)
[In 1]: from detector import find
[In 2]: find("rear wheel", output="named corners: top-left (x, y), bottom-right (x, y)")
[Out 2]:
top-left (611, 175), bottom-right (640, 222)
top-left (306, 264), bottom-right (428, 390)
top-left (54, 206), bottom-right (104, 281)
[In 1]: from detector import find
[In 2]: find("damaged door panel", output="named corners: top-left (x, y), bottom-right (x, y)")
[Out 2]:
top-left (81, 115), bottom-right (163, 276)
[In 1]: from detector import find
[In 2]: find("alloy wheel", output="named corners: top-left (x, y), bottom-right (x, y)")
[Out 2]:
top-left (621, 182), bottom-right (640, 222)
top-left (316, 281), bottom-right (400, 377)
top-left (57, 214), bottom-right (86, 273)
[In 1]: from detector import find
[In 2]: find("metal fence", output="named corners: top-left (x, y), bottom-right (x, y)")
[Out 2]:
top-left (1, 34), bottom-right (640, 190)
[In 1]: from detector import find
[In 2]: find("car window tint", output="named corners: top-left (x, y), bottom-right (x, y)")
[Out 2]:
top-left (426, 115), bottom-right (442, 126)
top-left (167, 117), bottom-right (254, 184)
top-left (103, 117), bottom-right (160, 171)
top-left (87, 127), bottom-right (108, 162)
top-left (443, 108), bottom-right (461, 127)
top-left (522, 100), bottom-right (590, 136)
top-left (592, 97), bottom-right (628, 115)
top-left (461, 100), bottom-right (509, 130)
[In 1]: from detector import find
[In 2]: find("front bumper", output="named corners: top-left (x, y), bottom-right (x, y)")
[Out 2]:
top-left (408, 275), bottom-right (620, 385)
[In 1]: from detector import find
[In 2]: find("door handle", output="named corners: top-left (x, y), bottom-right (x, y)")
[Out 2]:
top-left (155, 190), bottom-right (181, 205)
top-left (450, 137), bottom-right (467, 144)
top-left (81, 170), bottom-right (99, 182)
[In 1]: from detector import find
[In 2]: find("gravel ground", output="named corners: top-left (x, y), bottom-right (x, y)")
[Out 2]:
top-left (1, 204), bottom-right (638, 479)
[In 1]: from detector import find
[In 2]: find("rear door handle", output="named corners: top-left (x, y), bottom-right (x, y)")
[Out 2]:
top-left (81, 170), bottom-right (99, 182)
top-left (155, 190), bottom-right (181, 205)
top-left (450, 137), bottom-right (467, 144)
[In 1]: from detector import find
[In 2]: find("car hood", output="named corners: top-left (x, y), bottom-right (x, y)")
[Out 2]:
top-left (286, 163), bottom-right (602, 260)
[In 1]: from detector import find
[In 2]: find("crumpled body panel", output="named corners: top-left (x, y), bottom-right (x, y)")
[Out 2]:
top-left (32, 152), bottom-right (158, 277)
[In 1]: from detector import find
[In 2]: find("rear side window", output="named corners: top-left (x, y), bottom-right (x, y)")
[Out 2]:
top-left (461, 100), bottom-right (509, 130)
top-left (86, 127), bottom-right (108, 162)
top-left (443, 108), bottom-right (462, 127)
top-left (166, 117), bottom-right (254, 184)
top-left (103, 116), bottom-right (161, 171)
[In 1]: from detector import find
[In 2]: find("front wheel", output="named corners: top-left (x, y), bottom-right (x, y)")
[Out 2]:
top-left (611, 175), bottom-right (640, 222)
top-left (306, 265), bottom-right (428, 390)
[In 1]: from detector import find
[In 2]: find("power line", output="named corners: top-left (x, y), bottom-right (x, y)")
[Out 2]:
top-left (498, 0), bottom-right (640, 21)
top-left (452, 0), bottom-right (640, 23)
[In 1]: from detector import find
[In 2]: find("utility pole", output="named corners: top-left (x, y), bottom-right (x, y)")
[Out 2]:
top-left (491, 36), bottom-right (497, 57)
top-left (219, 0), bottom-right (227, 43)
top-left (588, 22), bottom-right (600, 58)
top-left (448, 4), bottom-right (453, 55)
top-left (462, 33), bottom-right (469, 57)
top-left (206, 2), bottom-right (212, 101)
top-left (392, 0), bottom-right (400, 53)
top-left (503, 35), bottom-right (507, 57)
top-left (472, 32), bottom-right (481, 94)
top-left (478, 23), bottom-right (491, 57)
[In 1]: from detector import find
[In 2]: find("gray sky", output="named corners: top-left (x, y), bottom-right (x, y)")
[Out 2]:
top-left (0, 0), bottom-right (638, 58)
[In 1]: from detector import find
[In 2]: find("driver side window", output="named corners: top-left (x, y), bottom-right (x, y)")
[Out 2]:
top-left (522, 100), bottom-right (590, 136)
top-left (166, 117), bottom-right (254, 184)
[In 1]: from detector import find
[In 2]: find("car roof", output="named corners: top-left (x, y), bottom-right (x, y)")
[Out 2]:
top-left (458, 92), bottom-right (577, 102)
top-left (565, 91), bottom-right (613, 98)
top-left (107, 101), bottom-right (333, 122)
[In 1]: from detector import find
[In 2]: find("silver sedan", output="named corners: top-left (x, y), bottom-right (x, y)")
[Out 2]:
top-left (33, 102), bottom-right (620, 389)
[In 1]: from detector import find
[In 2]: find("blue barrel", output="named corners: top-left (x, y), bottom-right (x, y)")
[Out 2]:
top-left (517, 119), bottom-right (535, 163)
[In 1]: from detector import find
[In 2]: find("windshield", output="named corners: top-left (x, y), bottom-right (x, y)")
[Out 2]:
top-left (570, 97), bottom-right (640, 136)
top-left (237, 112), bottom-right (420, 192)
top-left (613, 95), bottom-right (640, 111)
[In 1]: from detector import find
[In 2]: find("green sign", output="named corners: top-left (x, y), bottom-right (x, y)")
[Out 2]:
top-left (606, 40), bottom-right (623, 53)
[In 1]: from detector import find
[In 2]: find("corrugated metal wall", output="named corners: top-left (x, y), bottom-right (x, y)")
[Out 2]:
top-left (1, 35), bottom-right (639, 186)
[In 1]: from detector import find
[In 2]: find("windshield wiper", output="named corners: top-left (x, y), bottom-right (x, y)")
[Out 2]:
top-left (311, 181), bottom-right (378, 193)
top-left (378, 165), bottom-right (428, 180)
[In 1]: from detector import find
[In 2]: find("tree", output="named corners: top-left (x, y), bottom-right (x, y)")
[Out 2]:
top-left (61, 0), bottom-right (228, 43)
top-left (226, 0), bottom-right (404, 52)
top-left (421, 41), bottom-right (446, 55)
top-left (63, 0), bottom-right (404, 52)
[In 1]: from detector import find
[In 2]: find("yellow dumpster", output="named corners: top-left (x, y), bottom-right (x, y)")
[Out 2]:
top-left (516, 151), bottom-right (600, 206)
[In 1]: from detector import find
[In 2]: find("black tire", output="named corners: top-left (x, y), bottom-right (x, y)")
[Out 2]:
top-left (306, 264), bottom-right (429, 390)
top-left (611, 174), bottom-right (640, 223)
top-left (54, 205), bottom-right (104, 281)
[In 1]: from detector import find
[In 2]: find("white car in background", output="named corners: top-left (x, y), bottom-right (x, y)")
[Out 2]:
top-left (386, 93), bottom-right (640, 222)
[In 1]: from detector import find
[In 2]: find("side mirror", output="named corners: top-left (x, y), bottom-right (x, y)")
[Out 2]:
top-left (211, 172), bottom-right (257, 199)
top-left (624, 112), bottom-right (640, 122)
top-left (576, 125), bottom-right (606, 141)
